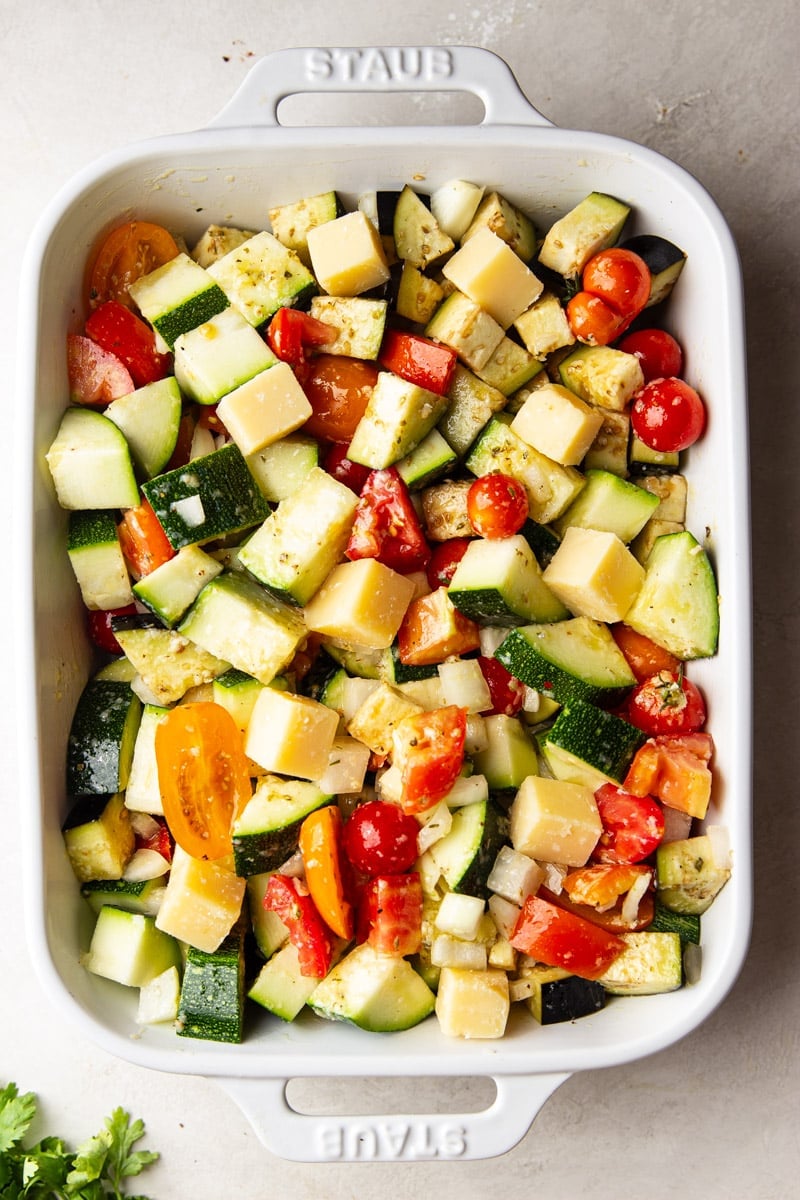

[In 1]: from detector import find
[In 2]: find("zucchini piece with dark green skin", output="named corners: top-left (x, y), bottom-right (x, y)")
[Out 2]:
top-left (67, 509), bottom-right (133, 612)
top-left (519, 517), bottom-right (561, 570)
top-left (494, 615), bottom-right (636, 706)
top-left (62, 792), bottom-right (135, 883)
top-left (142, 441), bottom-right (271, 550)
top-left (81, 875), bottom-right (167, 916)
top-left (540, 698), bottom-right (646, 787)
top-left (231, 778), bottom-right (332, 877)
top-left (619, 234), bottom-right (687, 307)
top-left (177, 925), bottom-right (246, 1044)
top-left (426, 798), bottom-right (510, 900)
top-left (650, 900), bottom-right (701, 945)
top-left (66, 679), bottom-right (142, 796)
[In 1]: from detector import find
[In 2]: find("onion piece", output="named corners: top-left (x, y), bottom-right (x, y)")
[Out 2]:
top-left (123, 848), bottom-right (170, 882)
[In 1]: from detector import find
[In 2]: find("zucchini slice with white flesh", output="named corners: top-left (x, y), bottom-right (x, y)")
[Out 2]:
top-left (624, 529), bottom-right (720, 659)
top-left (62, 792), bottom-right (135, 883)
top-left (128, 252), bottom-right (229, 348)
top-left (393, 184), bottom-right (454, 269)
top-left (494, 615), bottom-right (636, 705)
top-left (46, 407), bottom-right (140, 511)
top-left (310, 943), bottom-right (436, 1032)
top-left (67, 509), bottom-right (133, 611)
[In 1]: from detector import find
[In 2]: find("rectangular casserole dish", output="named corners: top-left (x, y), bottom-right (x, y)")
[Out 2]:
top-left (17, 45), bottom-right (752, 1163)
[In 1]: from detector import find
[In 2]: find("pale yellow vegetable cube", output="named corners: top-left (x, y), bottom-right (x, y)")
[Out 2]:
top-left (441, 227), bottom-right (543, 328)
top-left (511, 382), bottom-right (604, 467)
top-left (543, 526), bottom-right (646, 622)
top-left (307, 210), bottom-right (390, 296)
top-left (510, 775), bottom-right (602, 866)
top-left (435, 967), bottom-right (510, 1039)
top-left (302, 558), bottom-right (416, 648)
top-left (346, 681), bottom-right (423, 757)
top-left (155, 846), bottom-right (245, 953)
top-left (216, 362), bottom-right (312, 455)
top-left (245, 688), bottom-right (339, 780)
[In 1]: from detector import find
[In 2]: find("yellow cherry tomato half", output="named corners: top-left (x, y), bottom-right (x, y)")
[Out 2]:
top-left (155, 702), bottom-right (252, 860)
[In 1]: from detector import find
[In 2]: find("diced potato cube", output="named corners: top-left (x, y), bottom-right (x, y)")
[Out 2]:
top-left (442, 227), bottom-right (543, 328)
top-left (435, 967), bottom-right (510, 1039)
top-left (511, 382), bottom-right (604, 467)
top-left (307, 210), bottom-right (390, 296)
top-left (155, 847), bottom-right (245, 953)
top-left (543, 526), bottom-right (646, 623)
top-left (217, 362), bottom-right (312, 455)
top-left (245, 688), bottom-right (339, 780)
top-left (303, 558), bottom-right (416, 648)
top-left (346, 681), bottom-right (423, 757)
top-left (510, 775), bottom-right (602, 866)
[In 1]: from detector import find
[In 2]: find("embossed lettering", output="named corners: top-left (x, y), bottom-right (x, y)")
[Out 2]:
top-left (316, 1124), bottom-right (344, 1158)
top-left (305, 48), bottom-right (333, 80)
top-left (317, 1120), bottom-right (469, 1160)
top-left (303, 46), bottom-right (454, 86)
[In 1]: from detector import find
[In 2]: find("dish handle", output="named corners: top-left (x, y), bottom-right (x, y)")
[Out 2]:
top-left (217, 1072), bottom-right (570, 1162)
top-left (208, 45), bottom-right (552, 130)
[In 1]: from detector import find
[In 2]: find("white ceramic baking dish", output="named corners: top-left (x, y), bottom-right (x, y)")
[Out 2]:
top-left (17, 45), bottom-right (752, 1163)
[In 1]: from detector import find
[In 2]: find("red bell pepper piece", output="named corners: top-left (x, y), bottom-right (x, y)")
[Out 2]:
top-left (379, 329), bottom-right (457, 395)
top-left (510, 893), bottom-right (626, 980)
top-left (346, 467), bottom-right (431, 573)
top-left (266, 305), bottom-right (336, 365)
top-left (263, 873), bottom-right (335, 979)
top-left (357, 872), bottom-right (424, 957)
top-left (84, 300), bottom-right (172, 387)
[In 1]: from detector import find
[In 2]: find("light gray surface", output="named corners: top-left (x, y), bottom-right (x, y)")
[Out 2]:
top-left (2, 2), bottom-right (797, 1195)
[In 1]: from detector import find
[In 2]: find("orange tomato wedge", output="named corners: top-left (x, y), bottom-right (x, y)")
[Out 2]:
top-left (117, 500), bottom-right (175, 578)
top-left (298, 805), bottom-right (353, 940)
top-left (85, 220), bottom-right (180, 310)
top-left (563, 863), bottom-right (652, 910)
top-left (155, 702), bottom-right (252, 860)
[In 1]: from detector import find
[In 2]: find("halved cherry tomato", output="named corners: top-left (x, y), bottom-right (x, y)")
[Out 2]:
top-left (85, 220), bottom-right (180, 310)
top-left (266, 306), bottom-right (336, 365)
top-left (510, 893), bottom-right (626, 980)
top-left (298, 805), bottom-right (354, 940)
top-left (67, 333), bottom-right (135, 407)
top-left (322, 441), bottom-right (371, 493)
top-left (617, 328), bottom-right (684, 381)
top-left (565, 291), bottom-right (626, 346)
top-left (630, 376), bottom-right (706, 452)
top-left (563, 863), bottom-right (652, 910)
top-left (581, 248), bottom-right (651, 319)
top-left (117, 500), bottom-right (175, 578)
top-left (357, 872), bottom-right (423, 956)
top-left (346, 467), bottom-right (431, 573)
top-left (299, 353), bottom-right (378, 442)
top-left (154, 702), bottom-right (252, 860)
top-left (378, 329), bottom-right (457, 395)
top-left (467, 472), bottom-right (529, 539)
top-left (84, 300), bottom-right (172, 387)
top-left (263, 873), bottom-right (335, 979)
top-left (425, 537), bottom-right (472, 589)
top-left (477, 655), bottom-right (525, 716)
top-left (610, 623), bottom-right (681, 682)
top-left (391, 705), bottom-right (467, 813)
top-left (397, 586), bottom-right (481, 666)
top-left (624, 669), bottom-right (706, 737)
top-left (86, 604), bottom-right (137, 655)
top-left (593, 783), bottom-right (665, 864)
top-left (342, 800), bottom-right (421, 876)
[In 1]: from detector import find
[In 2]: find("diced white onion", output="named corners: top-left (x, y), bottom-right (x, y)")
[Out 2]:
top-left (445, 773), bottom-right (489, 808)
top-left (464, 713), bottom-right (489, 755)
top-left (434, 892), bottom-right (485, 940)
top-left (541, 861), bottom-right (568, 894)
top-left (620, 870), bottom-right (653, 926)
top-left (375, 764), bottom-right (403, 805)
top-left (278, 850), bottom-right (305, 878)
top-left (189, 424), bottom-right (216, 461)
top-left (430, 178), bottom-right (485, 241)
top-left (171, 493), bottom-right (206, 527)
top-left (129, 812), bottom-right (161, 840)
top-left (707, 824), bottom-right (732, 868)
top-left (123, 848), bottom-right (170, 882)
top-left (416, 801), bottom-right (453, 854)
top-left (508, 978), bottom-right (534, 1003)
top-left (430, 933), bottom-right (488, 971)
top-left (488, 893), bottom-right (521, 940)
top-left (438, 658), bottom-right (492, 713)
top-left (487, 845), bottom-right (544, 905)
top-left (478, 626), bottom-right (507, 657)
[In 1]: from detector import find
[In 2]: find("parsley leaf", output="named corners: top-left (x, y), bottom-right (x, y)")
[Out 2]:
top-left (0, 1083), bottom-right (159, 1199)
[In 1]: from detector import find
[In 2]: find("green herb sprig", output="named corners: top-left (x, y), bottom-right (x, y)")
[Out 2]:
top-left (0, 1082), bottom-right (158, 1199)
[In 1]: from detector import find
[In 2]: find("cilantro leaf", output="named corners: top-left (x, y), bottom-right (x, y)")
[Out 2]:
top-left (0, 1082), bottom-right (38, 1152)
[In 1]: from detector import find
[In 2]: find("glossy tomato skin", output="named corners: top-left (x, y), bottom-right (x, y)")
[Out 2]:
top-left (134, 815), bottom-right (173, 863)
top-left (346, 467), bottom-right (431, 573)
top-left (322, 442), bottom-right (371, 493)
top-left (425, 537), bottom-right (472, 589)
top-left (617, 328), bottom-right (684, 382)
top-left (264, 874), bottom-right (334, 978)
top-left (266, 306), bottom-right (336, 364)
top-left (86, 220), bottom-right (180, 310)
top-left (510, 893), bottom-right (626, 980)
top-left (630, 376), bottom-right (706, 452)
top-left (624, 669), bottom-right (707, 737)
top-left (298, 805), bottom-right (353, 940)
top-left (84, 300), bottom-right (172, 387)
top-left (477, 655), bottom-right (525, 716)
top-left (67, 333), bottom-right (135, 406)
top-left (467, 473), bottom-right (529, 539)
top-left (566, 290), bottom-right (626, 346)
top-left (299, 353), bottom-right (378, 442)
top-left (86, 604), bottom-right (138, 655)
top-left (592, 783), bottom-right (665, 864)
top-left (154, 702), bottom-right (252, 861)
top-left (342, 800), bottom-right (420, 876)
top-left (610, 623), bottom-right (682, 682)
top-left (117, 500), bottom-right (175, 578)
top-left (378, 329), bottom-right (457, 395)
top-left (582, 248), bottom-right (651, 318)
top-left (538, 884), bottom-right (655, 934)
top-left (357, 872), bottom-right (423, 956)
top-left (392, 705), bottom-right (467, 813)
